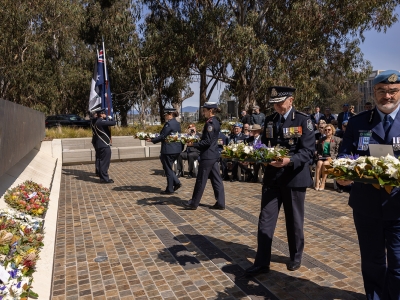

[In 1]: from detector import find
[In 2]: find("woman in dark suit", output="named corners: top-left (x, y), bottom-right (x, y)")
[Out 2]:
top-left (147, 108), bottom-right (183, 194)
top-left (181, 102), bottom-right (225, 210)
top-left (314, 124), bottom-right (341, 190)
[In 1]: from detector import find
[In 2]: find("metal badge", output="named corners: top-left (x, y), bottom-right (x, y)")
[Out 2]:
top-left (266, 125), bottom-right (274, 138)
top-left (207, 125), bottom-right (213, 132)
top-left (388, 74), bottom-right (398, 83)
top-left (288, 139), bottom-right (294, 145)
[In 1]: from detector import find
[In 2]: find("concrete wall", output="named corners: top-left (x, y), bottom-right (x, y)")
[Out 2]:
top-left (0, 99), bottom-right (45, 177)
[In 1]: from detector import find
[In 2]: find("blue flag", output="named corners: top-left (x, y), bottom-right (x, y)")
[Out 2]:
top-left (89, 47), bottom-right (113, 118)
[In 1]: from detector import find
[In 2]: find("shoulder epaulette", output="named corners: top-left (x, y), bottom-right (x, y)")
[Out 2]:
top-left (295, 111), bottom-right (308, 117)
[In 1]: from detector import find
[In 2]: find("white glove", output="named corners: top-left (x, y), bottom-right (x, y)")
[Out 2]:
top-left (108, 116), bottom-right (113, 120)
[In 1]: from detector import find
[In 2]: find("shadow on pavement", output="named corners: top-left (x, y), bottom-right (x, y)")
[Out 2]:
top-left (62, 168), bottom-right (100, 183)
top-left (157, 234), bottom-right (364, 300)
top-left (112, 185), bottom-right (162, 193)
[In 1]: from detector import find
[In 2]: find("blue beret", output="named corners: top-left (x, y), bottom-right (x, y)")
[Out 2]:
top-left (202, 102), bottom-right (218, 109)
top-left (268, 86), bottom-right (296, 103)
top-left (373, 70), bottom-right (400, 86)
top-left (233, 123), bottom-right (243, 128)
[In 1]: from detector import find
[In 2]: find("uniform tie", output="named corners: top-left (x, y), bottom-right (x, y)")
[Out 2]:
top-left (277, 115), bottom-right (285, 131)
top-left (383, 114), bottom-right (393, 142)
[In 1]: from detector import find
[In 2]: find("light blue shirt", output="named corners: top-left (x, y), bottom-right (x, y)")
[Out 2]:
top-left (282, 107), bottom-right (292, 120)
top-left (376, 105), bottom-right (400, 122)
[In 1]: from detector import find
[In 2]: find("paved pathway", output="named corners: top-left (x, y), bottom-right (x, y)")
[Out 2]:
top-left (51, 160), bottom-right (365, 300)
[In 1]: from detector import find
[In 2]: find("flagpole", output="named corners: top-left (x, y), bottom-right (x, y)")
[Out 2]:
top-left (102, 38), bottom-right (111, 117)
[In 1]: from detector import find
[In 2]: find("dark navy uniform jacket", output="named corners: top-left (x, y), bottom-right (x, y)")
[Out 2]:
top-left (338, 108), bottom-right (400, 220)
top-left (94, 118), bottom-right (116, 148)
top-left (261, 108), bottom-right (315, 188)
top-left (151, 118), bottom-right (183, 154)
top-left (193, 116), bottom-right (220, 160)
top-left (228, 132), bottom-right (246, 144)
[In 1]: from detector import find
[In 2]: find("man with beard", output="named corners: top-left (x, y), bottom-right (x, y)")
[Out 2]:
top-left (337, 70), bottom-right (400, 299)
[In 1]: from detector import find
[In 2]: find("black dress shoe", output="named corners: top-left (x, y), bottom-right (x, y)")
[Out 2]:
top-left (223, 177), bottom-right (230, 181)
top-left (160, 190), bottom-right (174, 195)
top-left (186, 172), bottom-right (193, 179)
top-left (337, 189), bottom-right (344, 193)
top-left (245, 265), bottom-right (270, 276)
top-left (230, 177), bottom-right (238, 182)
top-left (181, 201), bottom-right (197, 210)
top-left (100, 179), bottom-right (114, 184)
top-left (287, 261), bottom-right (301, 271)
top-left (176, 171), bottom-right (183, 178)
top-left (209, 203), bottom-right (225, 210)
top-left (174, 183), bottom-right (182, 191)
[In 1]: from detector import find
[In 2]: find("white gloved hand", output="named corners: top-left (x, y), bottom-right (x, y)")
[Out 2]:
top-left (108, 116), bottom-right (113, 120)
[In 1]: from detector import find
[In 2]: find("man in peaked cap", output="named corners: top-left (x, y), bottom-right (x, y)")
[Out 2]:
top-left (94, 108), bottom-right (116, 183)
top-left (337, 70), bottom-right (400, 299)
top-left (245, 86), bottom-right (315, 276)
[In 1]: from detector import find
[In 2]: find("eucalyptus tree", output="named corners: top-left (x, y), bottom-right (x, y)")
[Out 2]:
top-left (142, 0), bottom-right (231, 114)
top-left (0, 0), bottom-right (89, 114)
top-left (224, 0), bottom-right (400, 112)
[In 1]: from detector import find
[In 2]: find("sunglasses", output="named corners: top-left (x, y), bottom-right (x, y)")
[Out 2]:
top-left (324, 129), bottom-right (332, 132)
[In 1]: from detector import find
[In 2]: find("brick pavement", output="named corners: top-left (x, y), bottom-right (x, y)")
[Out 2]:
top-left (51, 160), bottom-right (365, 300)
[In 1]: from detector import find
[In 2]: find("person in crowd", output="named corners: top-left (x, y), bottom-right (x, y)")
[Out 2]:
top-left (320, 108), bottom-right (336, 124)
top-left (94, 109), bottom-right (116, 183)
top-left (337, 70), bottom-right (400, 299)
top-left (315, 120), bottom-right (327, 142)
top-left (335, 120), bottom-right (348, 138)
top-left (337, 104), bottom-right (356, 127)
top-left (331, 119), bottom-right (340, 136)
top-left (147, 108), bottom-right (183, 194)
top-left (177, 123), bottom-right (201, 179)
top-left (314, 124), bottom-right (341, 190)
top-left (245, 86), bottom-right (315, 276)
top-left (303, 106), bottom-right (312, 115)
top-left (349, 105), bottom-right (356, 115)
top-left (364, 102), bottom-right (373, 111)
top-left (311, 106), bottom-right (322, 129)
top-left (241, 110), bottom-right (252, 125)
top-left (181, 102), bottom-right (225, 210)
top-left (241, 124), bottom-right (263, 182)
top-left (242, 123), bottom-right (250, 138)
top-left (251, 105), bottom-right (266, 126)
top-left (227, 123), bottom-right (246, 182)
top-left (90, 111), bottom-right (100, 177)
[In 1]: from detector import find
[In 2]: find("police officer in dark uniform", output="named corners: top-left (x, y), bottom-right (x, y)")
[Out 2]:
top-left (245, 86), bottom-right (315, 276)
top-left (181, 102), bottom-right (225, 210)
top-left (148, 108), bottom-right (183, 195)
top-left (94, 109), bottom-right (116, 183)
top-left (337, 70), bottom-right (400, 300)
top-left (90, 112), bottom-right (100, 177)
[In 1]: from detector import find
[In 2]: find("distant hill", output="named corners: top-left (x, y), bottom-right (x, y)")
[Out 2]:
top-left (182, 106), bottom-right (198, 113)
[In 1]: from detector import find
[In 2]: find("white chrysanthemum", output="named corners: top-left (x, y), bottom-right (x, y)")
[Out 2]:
top-left (356, 156), bottom-right (367, 163)
top-left (385, 166), bottom-right (399, 179)
top-left (244, 146), bottom-right (252, 154)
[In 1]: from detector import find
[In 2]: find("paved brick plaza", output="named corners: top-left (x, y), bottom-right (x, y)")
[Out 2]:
top-left (51, 160), bottom-right (365, 300)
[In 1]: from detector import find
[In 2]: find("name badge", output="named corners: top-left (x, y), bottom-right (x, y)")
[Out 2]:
top-left (266, 122), bottom-right (274, 138)
top-left (357, 131), bottom-right (372, 151)
top-left (393, 137), bottom-right (400, 151)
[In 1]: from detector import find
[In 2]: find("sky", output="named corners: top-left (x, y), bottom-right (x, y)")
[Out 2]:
top-left (183, 7), bottom-right (400, 108)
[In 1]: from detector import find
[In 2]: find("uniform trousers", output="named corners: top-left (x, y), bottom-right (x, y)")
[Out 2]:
top-left (189, 158), bottom-right (225, 208)
top-left (98, 147), bottom-right (111, 181)
top-left (353, 211), bottom-right (400, 300)
top-left (254, 186), bottom-right (306, 267)
top-left (161, 153), bottom-right (181, 192)
top-left (93, 146), bottom-right (100, 175)
top-left (177, 151), bottom-right (198, 173)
